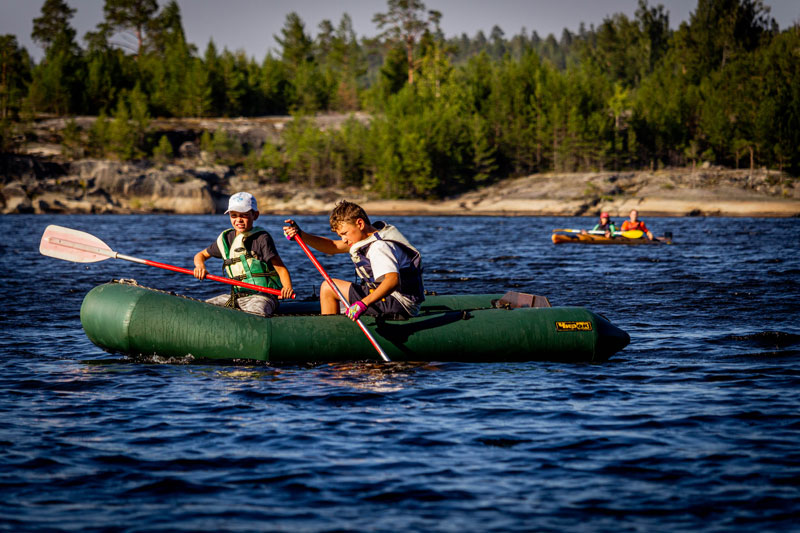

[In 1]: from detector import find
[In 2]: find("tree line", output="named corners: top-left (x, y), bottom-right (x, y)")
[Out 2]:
top-left (1, 0), bottom-right (798, 198)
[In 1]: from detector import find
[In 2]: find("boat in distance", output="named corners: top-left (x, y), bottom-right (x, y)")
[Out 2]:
top-left (552, 231), bottom-right (673, 245)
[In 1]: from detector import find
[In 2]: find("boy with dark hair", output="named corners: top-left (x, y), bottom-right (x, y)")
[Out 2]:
top-left (283, 200), bottom-right (424, 320)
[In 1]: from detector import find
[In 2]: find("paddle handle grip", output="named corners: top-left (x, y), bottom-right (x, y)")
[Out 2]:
top-left (292, 234), bottom-right (391, 362)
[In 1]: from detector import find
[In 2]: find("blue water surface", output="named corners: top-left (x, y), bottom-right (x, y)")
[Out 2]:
top-left (1, 214), bottom-right (799, 532)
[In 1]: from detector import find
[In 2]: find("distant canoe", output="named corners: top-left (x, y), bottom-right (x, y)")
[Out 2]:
top-left (80, 281), bottom-right (630, 363)
top-left (552, 232), bottom-right (672, 245)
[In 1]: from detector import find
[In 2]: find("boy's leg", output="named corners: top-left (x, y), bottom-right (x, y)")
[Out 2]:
top-left (237, 294), bottom-right (278, 317)
top-left (320, 279), bottom-right (352, 315)
top-left (206, 294), bottom-right (230, 306)
top-left (206, 293), bottom-right (277, 317)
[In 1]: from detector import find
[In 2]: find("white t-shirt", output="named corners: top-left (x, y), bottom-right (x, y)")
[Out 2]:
top-left (365, 240), bottom-right (411, 282)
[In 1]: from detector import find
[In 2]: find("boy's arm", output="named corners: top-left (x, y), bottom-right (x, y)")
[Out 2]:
top-left (359, 273), bottom-right (399, 308)
top-left (193, 249), bottom-right (212, 279)
top-left (355, 242), bottom-right (400, 308)
top-left (283, 220), bottom-right (349, 254)
top-left (270, 255), bottom-right (295, 299)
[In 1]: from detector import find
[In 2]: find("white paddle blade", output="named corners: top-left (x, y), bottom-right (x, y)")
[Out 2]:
top-left (39, 225), bottom-right (115, 263)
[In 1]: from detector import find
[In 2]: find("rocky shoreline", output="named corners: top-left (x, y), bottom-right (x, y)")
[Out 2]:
top-left (2, 152), bottom-right (797, 218)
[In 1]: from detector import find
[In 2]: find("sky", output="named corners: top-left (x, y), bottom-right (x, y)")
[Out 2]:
top-left (2, 0), bottom-right (799, 62)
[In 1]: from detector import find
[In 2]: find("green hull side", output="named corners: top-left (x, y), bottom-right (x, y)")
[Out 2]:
top-left (81, 283), bottom-right (629, 363)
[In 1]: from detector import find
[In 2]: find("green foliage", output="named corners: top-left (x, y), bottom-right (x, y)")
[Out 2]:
top-left (252, 141), bottom-right (286, 183)
top-left (31, 0), bottom-right (77, 53)
top-left (0, 118), bottom-right (24, 153)
top-left (88, 112), bottom-right (110, 156)
top-left (0, 35), bottom-right (31, 119)
top-left (199, 130), bottom-right (212, 154)
top-left (276, 12), bottom-right (314, 71)
top-left (108, 97), bottom-right (138, 160)
top-left (201, 128), bottom-right (242, 165)
top-left (282, 115), bottom-right (327, 186)
top-left (152, 134), bottom-right (173, 162)
top-left (60, 118), bottom-right (84, 159)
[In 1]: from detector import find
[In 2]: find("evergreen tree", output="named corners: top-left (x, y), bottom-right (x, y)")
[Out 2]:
top-left (675, 0), bottom-right (775, 83)
top-left (60, 117), bottom-right (84, 158)
top-left (373, 0), bottom-right (441, 84)
top-left (260, 53), bottom-right (290, 115)
top-left (88, 112), bottom-right (110, 157)
top-left (31, 0), bottom-right (76, 53)
top-left (219, 49), bottom-right (246, 116)
top-left (183, 58), bottom-right (212, 117)
top-left (108, 96), bottom-right (137, 159)
top-left (203, 40), bottom-right (225, 114)
top-left (489, 26), bottom-right (506, 60)
top-left (152, 134), bottom-right (173, 164)
top-left (754, 29), bottom-right (800, 172)
top-left (276, 12), bottom-right (313, 72)
top-left (29, 0), bottom-right (85, 114)
top-left (0, 35), bottom-right (31, 119)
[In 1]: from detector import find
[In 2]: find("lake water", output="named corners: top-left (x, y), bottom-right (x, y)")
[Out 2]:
top-left (1, 214), bottom-right (799, 532)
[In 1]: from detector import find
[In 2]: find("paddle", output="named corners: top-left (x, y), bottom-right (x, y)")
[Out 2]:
top-left (39, 224), bottom-right (290, 298)
top-left (552, 228), bottom-right (644, 239)
top-left (288, 232), bottom-right (391, 362)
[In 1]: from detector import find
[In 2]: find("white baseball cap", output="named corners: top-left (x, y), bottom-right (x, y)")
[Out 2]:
top-left (225, 192), bottom-right (258, 213)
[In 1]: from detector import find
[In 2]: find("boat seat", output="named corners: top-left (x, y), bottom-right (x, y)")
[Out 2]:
top-left (493, 291), bottom-right (551, 309)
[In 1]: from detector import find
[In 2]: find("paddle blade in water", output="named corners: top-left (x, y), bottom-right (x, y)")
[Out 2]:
top-left (39, 225), bottom-right (114, 263)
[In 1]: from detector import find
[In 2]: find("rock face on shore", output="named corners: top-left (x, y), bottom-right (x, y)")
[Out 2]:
top-left (422, 167), bottom-right (800, 218)
top-left (2, 118), bottom-right (798, 218)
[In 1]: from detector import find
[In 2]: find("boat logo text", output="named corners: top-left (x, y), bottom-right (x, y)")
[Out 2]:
top-left (555, 321), bottom-right (593, 332)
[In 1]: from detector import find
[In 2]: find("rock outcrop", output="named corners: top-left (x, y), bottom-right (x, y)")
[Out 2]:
top-left (1, 113), bottom-right (798, 217)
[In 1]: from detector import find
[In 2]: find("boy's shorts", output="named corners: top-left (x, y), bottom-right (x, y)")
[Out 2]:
top-left (206, 293), bottom-right (278, 317)
top-left (346, 284), bottom-right (410, 320)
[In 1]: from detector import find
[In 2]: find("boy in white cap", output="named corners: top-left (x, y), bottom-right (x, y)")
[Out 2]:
top-left (193, 192), bottom-right (294, 316)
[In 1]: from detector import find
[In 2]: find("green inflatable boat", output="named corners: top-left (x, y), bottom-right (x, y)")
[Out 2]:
top-left (80, 281), bottom-right (630, 363)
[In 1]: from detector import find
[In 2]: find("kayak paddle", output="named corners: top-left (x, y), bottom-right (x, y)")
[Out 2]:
top-left (39, 224), bottom-right (290, 298)
top-left (288, 232), bottom-right (391, 362)
top-left (552, 228), bottom-right (644, 239)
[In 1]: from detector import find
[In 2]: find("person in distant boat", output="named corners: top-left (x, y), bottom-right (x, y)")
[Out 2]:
top-left (283, 200), bottom-right (424, 321)
top-left (193, 192), bottom-right (294, 316)
top-left (621, 209), bottom-right (655, 240)
top-left (582, 211), bottom-right (617, 237)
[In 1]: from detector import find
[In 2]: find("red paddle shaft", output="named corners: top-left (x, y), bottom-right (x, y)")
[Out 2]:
top-left (292, 234), bottom-right (391, 362)
top-left (46, 235), bottom-right (288, 298)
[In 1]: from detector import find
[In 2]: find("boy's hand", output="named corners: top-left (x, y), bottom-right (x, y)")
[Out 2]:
top-left (345, 301), bottom-right (367, 321)
top-left (283, 219), bottom-right (300, 240)
top-left (280, 286), bottom-right (295, 300)
top-left (193, 250), bottom-right (210, 279)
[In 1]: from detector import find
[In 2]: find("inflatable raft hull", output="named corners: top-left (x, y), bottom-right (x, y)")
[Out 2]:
top-left (80, 282), bottom-right (630, 363)
top-left (552, 233), bottom-right (670, 245)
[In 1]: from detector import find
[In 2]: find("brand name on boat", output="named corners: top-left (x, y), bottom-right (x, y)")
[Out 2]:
top-left (555, 321), bottom-right (593, 332)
